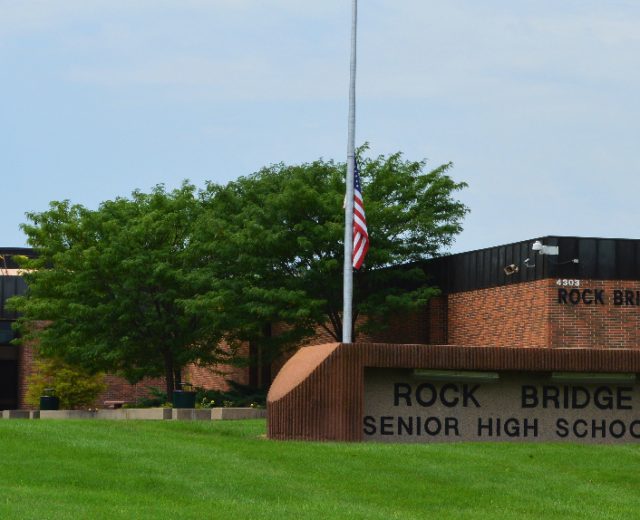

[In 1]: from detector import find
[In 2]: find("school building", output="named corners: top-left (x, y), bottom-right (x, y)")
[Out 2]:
top-left (2, 235), bottom-right (640, 409)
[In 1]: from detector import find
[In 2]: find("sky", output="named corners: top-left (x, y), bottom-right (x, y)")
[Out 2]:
top-left (2, 1), bottom-right (640, 253)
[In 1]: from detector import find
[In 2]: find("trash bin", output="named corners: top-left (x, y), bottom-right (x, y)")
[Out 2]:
top-left (172, 383), bottom-right (196, 408)
top-left (40, 388), bottom-right (60, 410)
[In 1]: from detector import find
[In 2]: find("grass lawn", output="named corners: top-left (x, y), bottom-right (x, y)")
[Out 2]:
top-left (0, 420), bottom-right (638, 519)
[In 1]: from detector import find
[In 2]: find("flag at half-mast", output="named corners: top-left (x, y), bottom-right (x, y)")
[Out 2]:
top-left (352, 160), bottom-right (369, 269)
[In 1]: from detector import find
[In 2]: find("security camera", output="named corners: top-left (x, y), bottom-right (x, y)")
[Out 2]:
top-left (531, 240), bottom-right (559, 255)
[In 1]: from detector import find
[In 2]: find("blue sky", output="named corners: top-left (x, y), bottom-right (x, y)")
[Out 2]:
top-left (2, 1), bottom-right (640, 253)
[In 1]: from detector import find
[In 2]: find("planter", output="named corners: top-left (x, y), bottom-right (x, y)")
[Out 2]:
top-left (172, 390), bottom-right (196, 409)
top-left (39, 396), bottom-right (60, 410)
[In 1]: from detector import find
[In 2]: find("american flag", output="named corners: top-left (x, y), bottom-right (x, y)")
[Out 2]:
top-left (352, 160), bottom-right (369, 269)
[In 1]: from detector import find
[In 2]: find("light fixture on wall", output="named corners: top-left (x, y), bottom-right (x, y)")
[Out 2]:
top-left (550, 372), bottom-right (636, 384)
top-left (413, 369), bottom-right (500, 383)
top-left (503, 264), bottom-right (519, 276)
top-left (556, 258), bottom-right (580, 265)
top-left (524, 257), bottom-right (535, 269)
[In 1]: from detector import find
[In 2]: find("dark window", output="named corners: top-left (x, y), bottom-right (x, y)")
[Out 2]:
top-left (0, 321), bottom-right (14, 345)
top-left (0, 276), bottom-right (26, 320)
top-left (0, 360), bottom-right (18, 409)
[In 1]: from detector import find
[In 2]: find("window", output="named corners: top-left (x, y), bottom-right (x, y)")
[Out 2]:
top-left (0, 321), bottom-right (15, 345)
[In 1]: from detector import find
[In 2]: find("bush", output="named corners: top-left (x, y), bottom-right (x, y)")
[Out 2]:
top-left (25, 357), bottom-right (107, 409)
top-left (124, 382), bottom-right (268, 409)
top-left (195, 381), bottom-right (267, 409)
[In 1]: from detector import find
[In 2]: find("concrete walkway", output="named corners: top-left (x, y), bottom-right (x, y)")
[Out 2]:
top-left (1, 408), bottom-right (266, 421)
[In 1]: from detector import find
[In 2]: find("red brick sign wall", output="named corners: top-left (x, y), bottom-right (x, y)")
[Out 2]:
top-left (267, 343), bottom-right (640, 441)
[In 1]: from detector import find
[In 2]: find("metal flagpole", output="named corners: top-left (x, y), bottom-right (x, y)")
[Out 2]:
top-left (343, 0), bottom-right (357, 343)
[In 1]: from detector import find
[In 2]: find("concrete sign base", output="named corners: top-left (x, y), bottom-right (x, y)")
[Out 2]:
top-left (267, 343), bottom-right (640, 443)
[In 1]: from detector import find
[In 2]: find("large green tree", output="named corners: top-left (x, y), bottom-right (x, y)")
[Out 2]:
top-left (10, 184), bottom-right (224, 399)
top-left (190, 149), bottom-right (468, 350)
top-left (10, 150), bottom-right (468, 394)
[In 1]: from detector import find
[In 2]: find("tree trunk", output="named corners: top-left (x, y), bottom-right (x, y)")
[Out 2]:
top-left (174, 367), bottom-right (182, 389)
top-left (163, 349), bottom-right (175, 402)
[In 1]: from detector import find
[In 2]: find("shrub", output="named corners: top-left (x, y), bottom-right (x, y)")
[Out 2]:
top-left (25, 357), bottom-right (107, 409)
top-left (195, 381), bottom-right (266, 409)
top-left (120, 382), bottom-right (268, 409)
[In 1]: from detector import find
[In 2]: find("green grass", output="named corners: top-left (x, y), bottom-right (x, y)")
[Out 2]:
top-left (0, 420), bottom-right (638, 519)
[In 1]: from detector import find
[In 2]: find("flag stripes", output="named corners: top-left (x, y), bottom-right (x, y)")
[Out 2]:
top-left (352, 161), bottom-right (369, 269)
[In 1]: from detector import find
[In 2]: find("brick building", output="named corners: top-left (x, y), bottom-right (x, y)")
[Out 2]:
top-left (2, 236), bottom-right (640, 409)
top-left (424, 236), bottom-right (640, 349)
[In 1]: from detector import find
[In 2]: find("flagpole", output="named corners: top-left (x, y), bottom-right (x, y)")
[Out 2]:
top-left (343, 0), bottom-right (357, 344)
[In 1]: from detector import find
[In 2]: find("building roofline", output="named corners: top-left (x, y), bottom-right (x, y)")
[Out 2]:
top-left (424, 236), bottom-right (640, 294)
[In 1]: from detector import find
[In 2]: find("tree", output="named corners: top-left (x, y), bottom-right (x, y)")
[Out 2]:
top-left (9, 184), bottom-right (225, 400)
top-left (191, 148), bottom-right (468, 349)
top-left (10, 149), bottom-right (468, 395)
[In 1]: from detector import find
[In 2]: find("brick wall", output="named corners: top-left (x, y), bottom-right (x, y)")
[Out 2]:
top-left (187, 341), bottom-right (251, 392)
top-left (188, 364), bottom-right (231, 392)
top-left (447, 279), bottom-right (552, 348)
top-left (427, 297), bottom-right (447, 344)
top-left (446, 278), bottom-right (640, 349)
top-left (97, 344), bottom-right (255, 401)
top-left (97, 375), bottom-right (165, 405)
top-left (549, 279), bottom-right (640, 349)
top-left (17, 343), bottom-right (36, 408)
top-left (360, 309), bottom-right (429, 345)
top-left (17, 321), bottom-right (46, 408)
